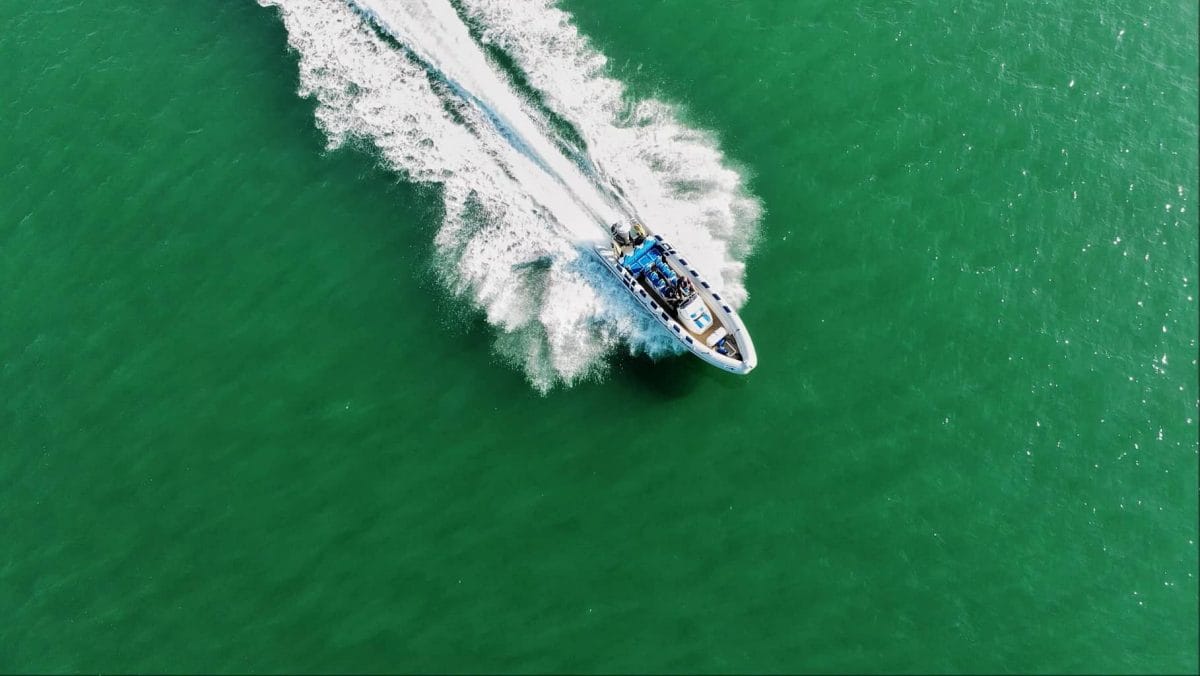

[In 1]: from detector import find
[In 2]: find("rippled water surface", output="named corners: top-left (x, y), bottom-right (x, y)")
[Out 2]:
top-left (1, 0), bottom-right (1196, 672)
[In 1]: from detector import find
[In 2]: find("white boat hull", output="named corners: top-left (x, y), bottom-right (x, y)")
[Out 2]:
top-left (592, 234), bottom-right (757, 375)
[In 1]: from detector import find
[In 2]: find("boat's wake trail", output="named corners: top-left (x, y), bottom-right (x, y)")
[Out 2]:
top-left (258, 0), bottom-right (762, 392)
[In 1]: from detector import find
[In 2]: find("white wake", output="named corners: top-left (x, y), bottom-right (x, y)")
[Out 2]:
top-left (258, 0), bottom-right (762, 392)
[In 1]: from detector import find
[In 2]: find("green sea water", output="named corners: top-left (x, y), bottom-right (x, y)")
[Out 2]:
top-left (2, 0), bottom-right (1197, 673)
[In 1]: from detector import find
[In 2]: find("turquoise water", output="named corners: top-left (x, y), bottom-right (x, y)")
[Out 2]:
top-left (1, 0), bottom-right (1197, 672)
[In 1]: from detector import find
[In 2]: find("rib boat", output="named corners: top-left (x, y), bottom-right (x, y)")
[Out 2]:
top-left (593, 222), bottom-right (757, 374)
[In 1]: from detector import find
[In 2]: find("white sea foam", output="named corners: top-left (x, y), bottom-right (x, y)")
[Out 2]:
top-left (257, 0), bottom-right (761, 392)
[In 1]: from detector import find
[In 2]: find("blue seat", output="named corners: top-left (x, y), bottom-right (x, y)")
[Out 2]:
top-left (622, 240), bottom-right (663, 275)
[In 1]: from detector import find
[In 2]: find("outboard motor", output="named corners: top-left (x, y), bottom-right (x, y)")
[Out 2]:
top-left (629, 222), bottom-right (647, 245)
top-left (611, 223), bottom-right (631, 246)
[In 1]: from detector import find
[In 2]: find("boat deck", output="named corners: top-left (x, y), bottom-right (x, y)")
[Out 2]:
top-left (610, 239), bottom-right (741, 356)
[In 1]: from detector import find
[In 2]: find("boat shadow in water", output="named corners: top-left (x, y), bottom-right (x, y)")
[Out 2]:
top-left (614, 352), bottom-right (706, 399)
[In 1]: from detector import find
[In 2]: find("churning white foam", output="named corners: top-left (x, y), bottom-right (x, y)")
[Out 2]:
top-left (257, 0), bottom-right (762, 392)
